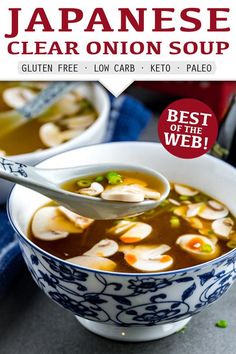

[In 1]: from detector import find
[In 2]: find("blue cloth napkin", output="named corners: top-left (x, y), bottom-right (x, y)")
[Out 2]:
top-left (0, 207), bottom-right (23, 296)
top-left (0, 94), bottom-right (152, 297)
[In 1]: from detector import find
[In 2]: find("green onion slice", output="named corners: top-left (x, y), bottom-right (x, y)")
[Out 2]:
top-left (95, 176), bottom-right (104, 182)
top-left (77, 179), bottom-right (92, 188)
top-left (106, 171), bottom-right (123, 185)
top-left (215, 320), bottom-right (228, 328)
top-left (200, 244), bottom-right (213, 253)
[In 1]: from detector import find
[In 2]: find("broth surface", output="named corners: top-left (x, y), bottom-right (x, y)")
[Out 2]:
top-left (28, 183), bottom-right (236, 273)
top-left (61, 170), bottom-right (165, 195)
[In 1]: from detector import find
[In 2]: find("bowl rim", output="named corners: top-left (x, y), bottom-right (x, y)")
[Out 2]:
top-left (7, 141), bottom-right (236, 277)
top-left (4, 82), bottom-right (110, 161)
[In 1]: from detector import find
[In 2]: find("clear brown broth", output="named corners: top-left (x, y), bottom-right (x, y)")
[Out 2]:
top-left (61, 170), bottom-right (166, 195)
top-left (28, 178), bottom-right (235, 273)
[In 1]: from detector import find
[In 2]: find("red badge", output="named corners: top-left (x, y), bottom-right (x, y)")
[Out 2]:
top-left (158, 98), bottom-right (218, 159)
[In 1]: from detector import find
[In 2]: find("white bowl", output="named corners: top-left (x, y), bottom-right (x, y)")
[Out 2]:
top-left (0, 83), bottom-right (110, 203)
top-left (8, 142), bottom-right (236, 342)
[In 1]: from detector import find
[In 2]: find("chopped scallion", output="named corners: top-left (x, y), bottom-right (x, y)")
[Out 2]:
top-left (193, 195), bottom-right (208, 203)
top-left (144, 209), bottom-right (156, 215)
top-left (179, 196), bottom-right (189, 201)
top-left (177, 325), bottom-right (187, 333)
top-left (77, 179), bottom-right (92, 188)
top-left (124, 216), bottom-right (138, 222)
top-left (227, 240), bottom-right (236, 249)
top-left (215, 320), bottom-right (228, 328)
top-left (200, 244), bottom-right (213, 253)
top-left (106, 171), bottom-right (123, 185)
top-left (95, 175), bottom-right (104, 182)
top-left (160, 199), bottom-right (170, 207)
top-left (170, 216), bottom-right (180, 228)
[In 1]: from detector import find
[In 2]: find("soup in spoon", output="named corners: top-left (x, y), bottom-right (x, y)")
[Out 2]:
top-left (61, 170), bottom-right (164, 202)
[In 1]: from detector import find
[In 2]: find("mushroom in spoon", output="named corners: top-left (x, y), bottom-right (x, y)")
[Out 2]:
top-left (0, 158), bottom-right (170, 219)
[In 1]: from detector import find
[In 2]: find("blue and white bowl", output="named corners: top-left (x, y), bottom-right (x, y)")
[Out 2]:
top-left (8, 142), bottom-right (236, 342)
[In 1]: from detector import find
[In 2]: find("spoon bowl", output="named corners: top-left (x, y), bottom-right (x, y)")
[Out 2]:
top-left (0, 158), bottom-right (169, 219)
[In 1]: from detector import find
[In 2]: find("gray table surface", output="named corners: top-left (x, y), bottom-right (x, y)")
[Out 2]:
top-left (1, 118), bottom-right (236, 354)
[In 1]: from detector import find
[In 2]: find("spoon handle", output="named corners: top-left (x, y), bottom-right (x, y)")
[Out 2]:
top-left (17, 81), bottom-right (79, 119)
top-left (0, 157), bottom-right (54, 191)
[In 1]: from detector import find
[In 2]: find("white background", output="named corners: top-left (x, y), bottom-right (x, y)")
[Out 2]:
top-left (0, 0), bottom-right (235, 95)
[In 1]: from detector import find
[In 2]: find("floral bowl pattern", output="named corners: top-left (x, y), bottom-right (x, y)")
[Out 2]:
top-left (17, 235), bottom-right (236, 327)
top-left (8, 142), bottom-right (236, 341)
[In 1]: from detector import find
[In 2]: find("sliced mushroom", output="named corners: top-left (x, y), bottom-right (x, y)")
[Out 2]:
top-left (195, 229), bottom-right (219, 246)
top-left (182, 200), bottom-right (191, 205)
top-left (208, 234), bottom-right (219, 245)
top-left (176, 234), bottom-right (220, 261)
top-left (3, 87), bottom-right (36, 109)
top-left (123, 177), bottom-right (147, 187)
top-left (39, 123), bottom-right (62, 147)
top-left (0, 149), bottom-right (6, 157)
top-left (58, 206), bottom-right (94, 230)
top-left (32, 206), bottom-right (83, 241)
top-left (79, 182), bottom-right (104, 197)
top-left (187, 217), bottom-right (203, 230)
top-left (120, 222), bottom-right (152, 243)
top-left (107, 220), bottom-right (136, 235)
top-left (174, 184), bottom-right (199, 197)
top-left (211, 217), bottom-right (234, 239)
top-left (186, 203), bottom-right (204, 218)
top-left (84, 239), bottom-right (119, 257)
top-left (101, 185), bottom-right (145, 202)
top-left (39, 123), bottom-right (82, 148)
top-left (198, 200), bottom-right (229, 220)
top-left (128, 184), bottom-right (161, 200)
top-left (124, 244), bottom-right (171, 256)
top-left (54, 93), bottom-right (80, 116)
top-left (61, 114), bottom-right (95, 130)
top-left (208, 200), bottom-right (226, 211)
top-left (123, 244), bottom-right (173, 271)
top-left (59, 129), bottom-right (83, 141)
top-left (39, 113), bottom-right (63, 123)
top-left (21, 82), bottom-right (49, 90)
top-left (199, 227), bottom-right (212, 236)
top-left (174, 205), bottom-right (187, 217)
top-left (67, 255), bottom-right (116, 271)
top-left (71, 88), bottom-right (83, 101)
top-left (168, 198), bottom-right (181, 206)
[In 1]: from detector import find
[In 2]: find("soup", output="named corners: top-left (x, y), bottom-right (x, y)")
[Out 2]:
top-left (0, 82), bottom-right (98, 156)
top-left (28, 182), bottom-right (236, 273)
top-left (61, 170), bottom-right (164, 202)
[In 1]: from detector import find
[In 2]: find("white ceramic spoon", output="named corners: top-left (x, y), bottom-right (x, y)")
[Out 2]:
top-left (1, 157), bottom-right (170, 219)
